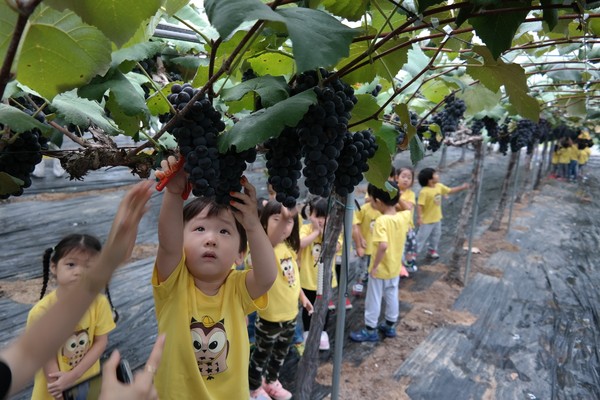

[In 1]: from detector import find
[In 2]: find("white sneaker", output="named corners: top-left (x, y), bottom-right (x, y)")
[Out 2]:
top-left (52, 158), bottom-right (65, 177)
top-left (32, 160), bottom-right (45, 178)
top-left (319, 331), bottom-right (330, 351)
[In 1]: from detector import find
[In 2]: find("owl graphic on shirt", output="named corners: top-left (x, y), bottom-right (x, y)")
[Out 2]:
top-left (280, 256), bottom-right (296, 287)
top-left (190, 316), bottom-right (229, 380)
top-left (62, 329), bottom-right (90, 368)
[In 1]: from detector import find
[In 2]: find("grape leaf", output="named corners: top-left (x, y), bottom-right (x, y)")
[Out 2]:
top-left (0, 2), bottom-right (18, 67)
top-left (365, 136), bottom-right (393, 190)
top-left (111, 42), bottom-right (165, 69)
top-left (51, 91), bottom-right (121, 135)
top-left (409, 134), bottom-right (425, 165)
top-left (322, 0), bottom-right (369, 22)
top-left (44, 0), bottom-right (162, 47)
top-left (220, 76), bottom-right (290, 108)
top-left (0, 104), bottom-right (53, 134)
top-left (0, 172), bottom-right (23, 195)
top-left (218, 89), bottom-right (317, 152)
top-left (204, 0), bottom-right (285, 39)
top-left (349, 94), bottom-right (383, 132)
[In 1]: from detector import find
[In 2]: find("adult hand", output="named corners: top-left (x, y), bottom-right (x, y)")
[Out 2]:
top-left (99, 334), bottom-right (165, 400)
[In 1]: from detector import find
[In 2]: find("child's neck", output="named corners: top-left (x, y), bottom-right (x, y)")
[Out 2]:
top-left (381, 204), bottom-right (397, 215)
top-left (428, 182), bottom-right (436, 188)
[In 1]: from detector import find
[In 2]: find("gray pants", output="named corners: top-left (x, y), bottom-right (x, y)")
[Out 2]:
top-left (416, 221), bottom-right (442, 254)
top-left (364, 276), bottom-right (400, 328)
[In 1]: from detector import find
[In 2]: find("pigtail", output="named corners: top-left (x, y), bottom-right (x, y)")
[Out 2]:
top-left (40, 247), bottom-right (53, 299)
top-left (105, 285), bottom-right (119, 323)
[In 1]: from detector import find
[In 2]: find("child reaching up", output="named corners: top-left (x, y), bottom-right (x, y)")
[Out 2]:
top-left (415, 167), bottom-right (469, 259)
top-left (248, 201), bottom-right (313, 400)
top-left (349, 182), bottom-right (411, 342)
top-left (27, 234), bottom-right (118, 400)
top-left (395, 167), bottom-right (417, 273)
top-left (153, 156), bottom-right (277, 399)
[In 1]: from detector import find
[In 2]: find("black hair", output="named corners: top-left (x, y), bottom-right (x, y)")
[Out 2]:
top-left (300, 196), bottom-right (328, 220)
top-left (395, 166), bottom-right (415, 185)
top-left (183, 196), bottom-right (248, 253)
top-left (418, 167), bottom-right (436, 187)
top-left (367, 182), bottom-right (399, 206)
top-left (41, 234), bottom-right (118, 322)
top-left (260, 200), bottom-right (300, 252)
top-left (389, 166), bottom-right (397, 178)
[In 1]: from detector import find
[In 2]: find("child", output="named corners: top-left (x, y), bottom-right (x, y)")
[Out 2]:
top-left (153, 157), bottom-right (277, 399)
top-left (352, 195), bottom-right (381, 285)
top-left (550, 144), bottom-right (559, 178)
top-left (299, 197), bottom-right (341, 351)
top-left (0, 181), bottom-right (154, 399)
top-left (415, 167), bottom-right (469, 259)
top-left (395, 167), bottom-right (417, 273)
top-left (27, 234), bottom-right (118, 400)
top-left (349, 182), bottom-right (411, 342)
top-left (568, 137), bottom-right (579, 182)
top-left (248, 201), bottom-right (313, 400)
top-left (557, 138), bottom-right (570, 180)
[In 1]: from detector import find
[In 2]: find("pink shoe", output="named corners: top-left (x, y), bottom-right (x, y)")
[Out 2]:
top-left (250, 386), bottom-right (272, 400)
top-left (263, 380), bottom-right (292, 400)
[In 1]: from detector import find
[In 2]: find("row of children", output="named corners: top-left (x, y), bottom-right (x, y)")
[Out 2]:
top-left (349, 167), bottom-right (468, 342)
top-left (550, 134), bottom-right (593, 182)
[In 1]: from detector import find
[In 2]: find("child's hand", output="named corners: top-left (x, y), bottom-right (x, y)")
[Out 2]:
top-left (302, 298), bottom-right (314, 315)
top-left (462, 182), bottom-right (470, 190)
top-left (369, 267), bottom-right (378, 279)
top-left (229, 176), bottom-right (261, 231)
top-left (310, 216), bottom-right (323, 234)
top-left (47, 370), bottom-right (77, 398)
top-left (157, 155), bottom-right (188, 196)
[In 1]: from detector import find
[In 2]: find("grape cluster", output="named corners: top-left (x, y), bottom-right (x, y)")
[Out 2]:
top-left (292, 69), bottom-right (357, 197)
top-left (0, 110), bottom-right (49, 199)
top-left (482, 117), bottom-right (499, 141)
top-left (497, 123), bottom-right (511, 155)
top-left (511, 119), bottom-right (537, 154)
top-left (537, 118), bottom-right (552, 144)
top-left (334, 130), bottom-right (378, 196)
top-left (371, 84), bottom-right (382, 97)
top-left (469, 119), bottom-right (484, 136)
top-left (264, 127), bottom-right (302, 208)
top-left (165, 83), bottom-right (254, 203)
top-left (432, 94), bottom-right (466, 135)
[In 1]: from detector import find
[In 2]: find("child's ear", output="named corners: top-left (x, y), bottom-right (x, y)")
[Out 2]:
top-left (50, 262), bottom-right (57, 275)
top-left (235, 252), bottom-right (244, 267)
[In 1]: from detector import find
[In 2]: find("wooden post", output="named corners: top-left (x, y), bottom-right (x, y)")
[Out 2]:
top-left (489, 151), bottom-right (519, 231)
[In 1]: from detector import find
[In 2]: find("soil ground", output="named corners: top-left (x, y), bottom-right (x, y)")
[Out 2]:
top-left (1, 146), bottom-right (598, 399)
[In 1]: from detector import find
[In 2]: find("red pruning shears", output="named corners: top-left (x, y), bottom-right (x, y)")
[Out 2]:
top-left (155, 156), bottom-right (192, 200)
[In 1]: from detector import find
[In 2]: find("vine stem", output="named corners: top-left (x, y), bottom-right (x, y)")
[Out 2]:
top-left (48, 121), bottom-right (89, 147)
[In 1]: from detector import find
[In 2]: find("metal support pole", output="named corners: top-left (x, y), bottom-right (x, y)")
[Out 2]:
top-left (331, 192), bottom-right (354, 400)
top-left (507, 150), bottom-right (522, 234)
top-left (464, 143), bottom-right (485, 284)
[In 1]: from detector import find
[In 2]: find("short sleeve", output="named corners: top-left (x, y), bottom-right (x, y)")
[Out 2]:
top-left (0, 360), bottom-right (11, 400)
top-left (417, 190), bottom-right (428, 206)
top-left (439, 183), bottom-right (451, 195)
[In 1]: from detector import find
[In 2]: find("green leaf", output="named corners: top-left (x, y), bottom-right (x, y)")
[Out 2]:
top-left (461, 85), bottom-right (502, 115)
top-left (163, 0), bottom-right (190, 16)
top-left (322, 0), bottom-right (369, 22)
top-left (218, 89), bottom-right (317, 152)
top-left (375, 124), bottom-right (399, 154)
top-left (504, 85), bottom-right (540, 121)
top-left (589, 15), bottom-right (600, 36)
top-left (106, 93), bottom-right (142, 136)
top-left (111, 41), bottom-right (165, 69)
top-left (418, 0), bottom-right (445, 13)
top-left (147, 82), bottom-right (177, 117)
top-left (246, 51), bottom-right (295, 79)
top-left (192, 65), bottom-right (210, 89)
top-left (0, 2), bottom-right (18, 66)
top-left (51, 91), bottom-right (121, 135)
top-left (78, 70), bottom-right (148, 117)
top-left (365, 136), bottom-right (393, 190)
top-left (421, 79), bottom-right (451, 104)
top-left (468, 3), bottom-right (528, 59)
top-left (541, 0), bottom-right (559, 31)
top-left (0, 172), bottom-right (23, 195)
top-left (204, 0), bottom-right (284, 39)
top-left (17, 6), bottom-right (112, 100)
top-left (348, 94), bottom-right (382, 131)
top-left (0, 104), bottom-right (53, 134)
top-left (44, 0), bottom-right (162, 47)
top-left (220, 76), bottom-right (290, 108)
top-left (276, 7), bottom-right (356, 72)
top-left (394, 103), bottom-right (417, 146)
top-left (409, 134), bottom-right (425, 165)
top-left (402, 45), bottom-right (430, 78)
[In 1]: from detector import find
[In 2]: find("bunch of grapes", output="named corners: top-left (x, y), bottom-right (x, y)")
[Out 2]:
top-left (469, 119), bottom-right (484, 136)
top-left (264, 127), bottom-right (302, 208)
top-left (432, 94), bottom-right (466, 136)
top-left (334, 130), bottom-right (378, 196)
top-left (0, 110), bottom-right (49, 199)
top-left (511, 119), bottom-right (537, 154)
top-left (371, 84), bottom-right (382, 97)
top-left (537, 118), bottom-right (552, 144)
top-left (482, 116), bottom-right (499, 141)
top-left (165, 83), bottom-right (254, 203)
top-left (292, 69), bottom-right (357, 197)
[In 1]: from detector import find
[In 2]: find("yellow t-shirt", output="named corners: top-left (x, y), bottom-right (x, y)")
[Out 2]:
top-left (258, 243), bottom-right (300, 322)
top-left (400, 188), bottom-right (416, 228)
top-left (569, 144), bottom-right (579, 161)
top-left (352, 202), bottom-right (381, 256)
top-left (369, 211), bottom-right (411, 279)
top-left (28, 292), bottom-right (115, 400)
top-left (299, 224), bottom-right (339, 291)
top-left (579, 147), bottom-right (591, 164)
top-left (557, 147), bottom-right (570, 164)
top-left (152, 255), bottom-right (267, 400)
top-left (418, 183), bottom-right (451, 224)
top-left (551, 150), bottom-right (559, 165)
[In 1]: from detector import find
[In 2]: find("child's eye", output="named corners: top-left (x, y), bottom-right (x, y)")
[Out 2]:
top-left (195, 226), bottom-right (205, 232)
top-left (220, 229), bottom-right (231, 235)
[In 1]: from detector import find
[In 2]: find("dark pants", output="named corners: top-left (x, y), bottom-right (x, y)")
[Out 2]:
top-left (248, 317), bottom-right (296, 389)
top-left (302, 289), bottom-right (330, 331)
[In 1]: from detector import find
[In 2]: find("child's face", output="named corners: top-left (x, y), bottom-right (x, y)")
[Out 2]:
top-left (267, 210), bottom-right (296, 245)
top-left (431, 172), bottom-right (440, 185)
top-left (183, 207), bottom-right (243, 281)
top-left (52, 249), bottom-right (96, 288)
top-left (396, 170), bottom-right (413, 190)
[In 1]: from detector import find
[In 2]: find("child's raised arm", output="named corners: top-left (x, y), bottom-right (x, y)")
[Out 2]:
top-left (230, 177), bottom-right (277, 300)
top-left (156, 156), bottom-right (188, 282)
top-left (448, 182), bottom-right (470, 194)
top-left (0, 181), bottom-right (152, 396)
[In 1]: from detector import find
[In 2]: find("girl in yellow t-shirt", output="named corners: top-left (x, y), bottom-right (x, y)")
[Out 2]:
top-left (27, 234), bottom-right (117, 400)
top-left (248, 201), bottom-right (313, 400)
top-left (395, 167), bottom-right (417, 274)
